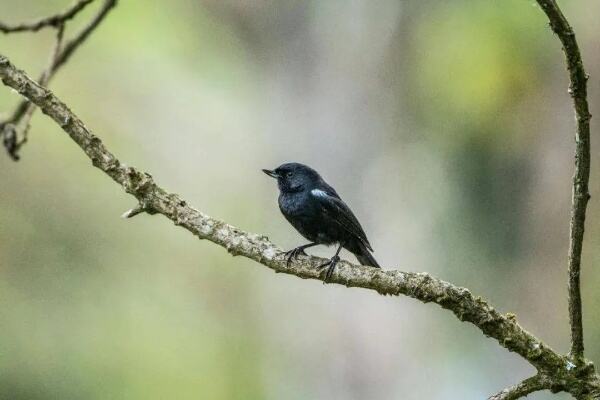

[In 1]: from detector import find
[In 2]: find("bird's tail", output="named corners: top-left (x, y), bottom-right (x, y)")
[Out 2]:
top-left (351, 241), bottom-right (380, 268)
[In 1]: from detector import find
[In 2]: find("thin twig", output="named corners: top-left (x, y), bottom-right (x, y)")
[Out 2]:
top-left (0, 0), bottom-right (117, 160)
top-left (4, 24), bottom-right (66, 160)
top-left (488, 375), bottom-right (551, 400)
top-left (0, 0), bottom-right (95, 33)
top-left (535, 0), bottom-right (592, 363)
top-left (50, 0), bottom-right (117, 75)
top-left (7, 0), bottom-right (117, 122)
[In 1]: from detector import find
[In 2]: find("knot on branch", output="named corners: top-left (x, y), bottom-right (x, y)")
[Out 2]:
top-left (526, 341), bottom-right (544, 360)
top-left (124, 168), bottom-right (155, 195)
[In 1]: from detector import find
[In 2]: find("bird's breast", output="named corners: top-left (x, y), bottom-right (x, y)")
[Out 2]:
top-left (278, 191), bottom-right (336, 244)
top-left (278, 192), bottom-right (308, 216)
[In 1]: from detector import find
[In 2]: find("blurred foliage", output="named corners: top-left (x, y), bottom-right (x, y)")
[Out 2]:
top-left (0, 0), bottom-right (598, 399)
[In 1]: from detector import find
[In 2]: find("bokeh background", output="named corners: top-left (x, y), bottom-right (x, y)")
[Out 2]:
top-left (1, 1), bottom-right (599, 399)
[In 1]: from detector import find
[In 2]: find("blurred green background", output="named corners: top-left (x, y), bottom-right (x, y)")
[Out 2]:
top-left (1, 1), bottom-right (599, 399)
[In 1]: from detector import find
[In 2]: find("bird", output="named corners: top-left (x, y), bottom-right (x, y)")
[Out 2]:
top-left (263, 162), bottom-right (380, 281)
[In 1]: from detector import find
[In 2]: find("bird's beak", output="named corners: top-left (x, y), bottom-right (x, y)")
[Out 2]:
top-left (262, 169), bottom-right (279, 179)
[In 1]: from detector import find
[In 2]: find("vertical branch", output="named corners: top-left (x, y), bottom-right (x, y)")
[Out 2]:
top-left (535, 0), bottom-right (592, 362)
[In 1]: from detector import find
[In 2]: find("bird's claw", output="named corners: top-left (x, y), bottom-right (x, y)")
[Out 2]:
top-left (318, 255), bottom-right (340, 284)
top-left (284, 247), bottom-right (308, 266)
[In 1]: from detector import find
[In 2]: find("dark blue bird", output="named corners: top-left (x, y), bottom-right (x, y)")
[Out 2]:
top-left (263, 162), bottom-right (380, 281)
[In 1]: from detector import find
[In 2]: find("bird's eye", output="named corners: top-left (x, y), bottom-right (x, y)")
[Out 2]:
top-left (286, 171), bottom-right (293, 178)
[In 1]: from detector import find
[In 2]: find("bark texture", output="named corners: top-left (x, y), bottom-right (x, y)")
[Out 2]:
top-left (536, 0), bottom-right (592, 364)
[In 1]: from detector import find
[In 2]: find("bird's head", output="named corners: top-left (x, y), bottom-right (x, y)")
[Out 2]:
top-left (262, 162), bottom-right (321, 193)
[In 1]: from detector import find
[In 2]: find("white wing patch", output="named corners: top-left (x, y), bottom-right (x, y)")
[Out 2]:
top-left (311, 189), bottom-right (329, 199)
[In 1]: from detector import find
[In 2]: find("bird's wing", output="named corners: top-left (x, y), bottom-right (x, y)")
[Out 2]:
top-left (311, 188), bottom-right (373, 251)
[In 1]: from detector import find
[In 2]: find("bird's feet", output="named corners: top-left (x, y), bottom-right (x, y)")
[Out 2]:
top-left (284, 246), bottom-right (308, 266)
top-left (318, 255), bottom-right (340, 283)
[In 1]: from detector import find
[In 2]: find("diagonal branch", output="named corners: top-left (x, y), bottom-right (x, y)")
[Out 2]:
top-left (535, 0), bottom-right (592, 362)
top-left (488, 375), bottom-right (552, 400)
top-left (1, 54), bottom-right (599, 397)
top-left (0, 0), bottom-right (117, 160)
top-left (49, 0), bottom-right (117, 76)
top-left (0, 0), bottom-right (95, 34)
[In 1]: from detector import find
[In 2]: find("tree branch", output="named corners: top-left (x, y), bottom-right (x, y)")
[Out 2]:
top-left (0, 0), bottom-right (95, 34)
top-left (1, 53), bottom-right (599, 397)
top-left (0, 0), bottom-right (117, 160)
top-left (488, 375), bottom-right (552, 400)
top-left (535, 0), bottom-right (592, 363)
top-left (49, 0), bottom-right (117, 75)
top-left (2, 24), bottom-right (65, 160)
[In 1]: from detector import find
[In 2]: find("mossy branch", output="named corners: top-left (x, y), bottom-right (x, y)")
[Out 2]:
top-left (488, 375), bottom-right (552, 400)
